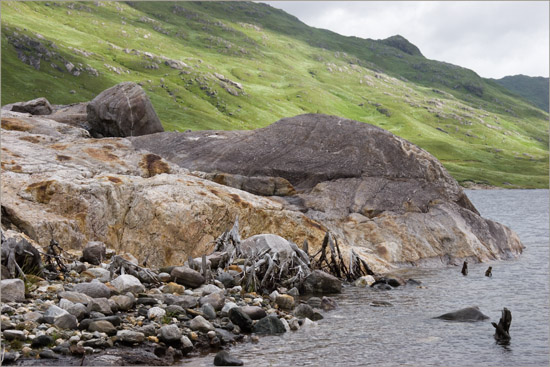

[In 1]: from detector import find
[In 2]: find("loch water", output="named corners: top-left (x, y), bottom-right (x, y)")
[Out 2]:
top-left (183, 189), bottom-right (549, 367)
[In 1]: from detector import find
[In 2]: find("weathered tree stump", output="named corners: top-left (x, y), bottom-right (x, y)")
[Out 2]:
top-left (492, 308), bottom-right (512, 343)
top-left (461, 261), bottom-right (468, 276)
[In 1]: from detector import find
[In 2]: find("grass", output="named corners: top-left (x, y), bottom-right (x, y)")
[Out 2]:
top-left (1, 1), bottom-right (548, 188)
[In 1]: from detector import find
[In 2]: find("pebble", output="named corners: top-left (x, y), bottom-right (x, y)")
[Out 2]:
top-left (147, 306), bottom-right (166, 320)
top-left (158, 272), bottom-right (172, 282)
top-left (159, 324), bottom-right (182, 343)
top-left (275, 294), bottom-right (295, 310)
top-left (39, 349), bottom-right (59, 359)
top-left (116, 330), bottom-right (145, 344)
top-left (189, 315), bottom-right (215, 332)
top-left (31, 334), bottom-right (54, 348)
top-left (3, 329), bottom-right (26, 341)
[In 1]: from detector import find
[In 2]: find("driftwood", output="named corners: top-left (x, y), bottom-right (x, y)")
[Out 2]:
top-left (109, 255), bottom-right (160, 284)
top-left (212, 217), bottom-right (312, 292)
top-left (209, 218), bottom-right (374, 292)
top-left (1, 232), bottom-right (43, 278)
top-left (310, 232), bottom-right (373, 281)
top-left (492, 308), bottom-right (512, 343)
top-left (45, 239), bottom-right (68, 273)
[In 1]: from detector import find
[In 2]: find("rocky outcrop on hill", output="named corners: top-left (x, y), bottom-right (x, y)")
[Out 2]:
top-left (130, 114), bottom-right (523, 270)
top-left (0, 111), bottom-right (325, 269)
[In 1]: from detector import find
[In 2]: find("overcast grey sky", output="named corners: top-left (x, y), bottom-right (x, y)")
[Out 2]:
top-left (263, 1), bottom-right (549, 79)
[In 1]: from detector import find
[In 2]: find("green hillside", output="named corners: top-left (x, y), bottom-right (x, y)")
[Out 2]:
top-left (1, 1), bottom-right (548, 188)
top-left (493, 75), bottom-right (549, 112)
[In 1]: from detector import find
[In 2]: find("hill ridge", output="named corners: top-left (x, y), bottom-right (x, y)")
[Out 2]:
top-left (1, 1), bottom-right (548, 188)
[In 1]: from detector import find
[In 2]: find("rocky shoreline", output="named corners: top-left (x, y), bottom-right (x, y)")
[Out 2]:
top-left (1, 228), bottom-right (391, 366)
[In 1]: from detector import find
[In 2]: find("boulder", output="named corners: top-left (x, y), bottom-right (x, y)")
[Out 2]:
top-left (301, 270), bottom-right (342, 294)
top-left (111, 274), bottom-right (145, 294)
top-left (171, 266), bottom-right (205, 288)
top-left (1, 111), bottom-right (523, 274)
top-left (240, 234), bottom-right (295, 259)
top-left (253, 315), bottom-right (286, 334)
top-left (435, 306), bottom-right (489, 322)
top-left (0, 279), bottom-right (25, 302)
top-left (0, 111), bottom-right (326, 271)
top-left (130, 113), bottom-right (524, 271)
top-left (214, 350), bottom-right (243, 366)
top-left (81, 241), bottom-right (106, 265)
top-left (86, 82), bottom-right (164, 138)
top-left (3, 97), bottom-right (52, 115)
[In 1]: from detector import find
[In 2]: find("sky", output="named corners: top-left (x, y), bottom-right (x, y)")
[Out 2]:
top-left (263, 1), bottom-right (549, 79)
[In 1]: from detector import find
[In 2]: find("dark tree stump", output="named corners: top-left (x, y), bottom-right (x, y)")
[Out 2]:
top-left (461, 260), bottom-right (468, 276)
top-left (492, 308), bottom-right (512, 342)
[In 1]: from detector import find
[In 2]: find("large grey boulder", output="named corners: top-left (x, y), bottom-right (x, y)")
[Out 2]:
top-left (130, 114), bottom-right (523, 270)
top-left (87, 82), bottom-right (164, 138)
top-left (0, 279), bottom-right (25, 302)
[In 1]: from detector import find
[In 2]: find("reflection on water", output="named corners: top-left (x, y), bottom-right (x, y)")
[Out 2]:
top-left (181, 190), bottom-right (549, 366)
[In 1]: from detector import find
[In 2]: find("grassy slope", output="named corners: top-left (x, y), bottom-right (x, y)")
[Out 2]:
top-left (1, 1), bottom-right (548, 188)
top-left (492, 75), bottom-right (549, 112)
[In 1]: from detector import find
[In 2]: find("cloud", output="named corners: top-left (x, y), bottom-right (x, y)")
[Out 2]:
top-left (263, 1), bottom-right (549, 78)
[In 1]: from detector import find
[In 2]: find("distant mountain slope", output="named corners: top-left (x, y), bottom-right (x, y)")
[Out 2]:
top-left (1, 1), bottom-right (548, 188)
top-left (493, 75), bottom-right (549, 112)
